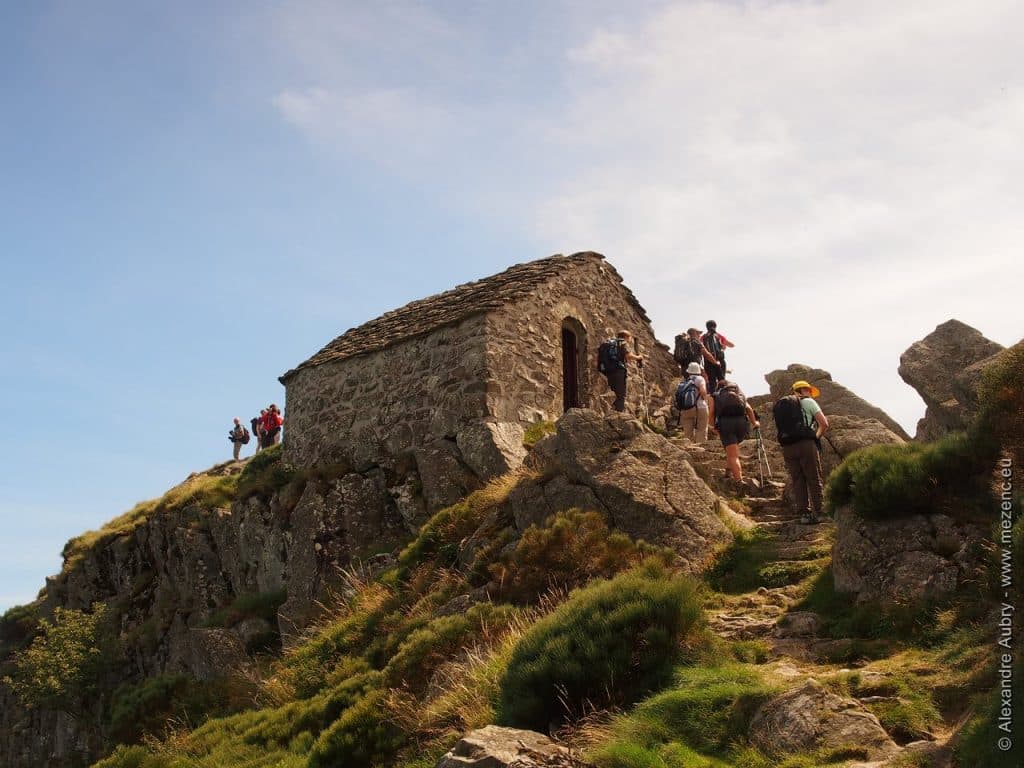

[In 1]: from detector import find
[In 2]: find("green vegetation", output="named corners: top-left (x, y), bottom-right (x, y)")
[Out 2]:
top-left (0, 603), bottom-right (40, 662)
top-left (522, 419), bottom-right (556, 449)
top-left (489, 508), bottom-right (671, 603)
top-left (586, 664), bottom-right (778, 768)
top-left (4, 604), bottom-right (114, 713)
top-left (826, 431), bottom-right (996, 520)
top-left (497, 565), bottom-right (704, 730)
top-left (204, 590), bottom-right (287, 630)
top-left (109, 675), bottom-right (244, 744)
top-left (707, 528), bottom-right (829, 594)
top-left (236, 445), bottom-right (298, 499)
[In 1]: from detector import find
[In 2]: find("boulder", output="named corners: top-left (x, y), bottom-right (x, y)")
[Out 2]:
top-left (832, 506), bottom-right (989, 604)
top-left (749, 679), bottom-right (899, 760)
top-left (765, 365), bottom-right (910, 440)
top-left (521, 410), bottom-right (732, 573)
top-left (414, 439), bottom-right (482, 512)
top-left (436, 725), bottom-right (590, 768)
top-left (898, 319), bottom-right (1004, 440)
top-left (456, 421), bottom-right (528, 480)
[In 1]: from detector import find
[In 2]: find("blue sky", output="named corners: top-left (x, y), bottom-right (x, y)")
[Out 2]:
top-left (3, 0), bottom-right (1022, 612)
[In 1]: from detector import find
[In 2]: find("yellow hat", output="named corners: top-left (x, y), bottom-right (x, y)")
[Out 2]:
top-left (792, 380), bottom-right (821, 398)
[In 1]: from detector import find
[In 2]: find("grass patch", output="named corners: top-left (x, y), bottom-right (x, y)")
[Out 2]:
top-left (522, 420), bottom-right (556, 449)
top-left (706, 528), bottom-right (827, 594)
top-left (585, 663), bottom-right (778, 767)
top-left (205, 590), bottom-right (287, 630)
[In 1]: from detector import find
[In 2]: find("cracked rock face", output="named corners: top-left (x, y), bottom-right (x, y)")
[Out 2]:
top-left (832, 506), bottom-right (988, 604)
top-left (898, 319), bottom-right (1004, 441)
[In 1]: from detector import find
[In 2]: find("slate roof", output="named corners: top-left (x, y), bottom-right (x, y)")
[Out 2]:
top-left (280, 251), bottom-right (651, 381)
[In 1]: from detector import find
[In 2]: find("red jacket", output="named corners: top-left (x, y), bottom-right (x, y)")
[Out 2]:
top-left (262, 411), bottom-right (283, 432)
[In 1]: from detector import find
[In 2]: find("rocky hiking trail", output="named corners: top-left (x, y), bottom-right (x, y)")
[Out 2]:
top-left (670, 431), bottom-right (958, 768)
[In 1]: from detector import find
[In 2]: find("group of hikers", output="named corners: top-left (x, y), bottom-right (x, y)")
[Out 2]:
top-left (598, 321), bottom-right (830, 525)
top-left (228, 404), bottom-right (284, 460)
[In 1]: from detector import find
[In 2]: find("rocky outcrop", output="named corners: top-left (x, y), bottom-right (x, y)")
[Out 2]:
top-left (765, 365), bottom-right (911, 441)
top-left (750, 679), bottom-right (899, 761)
top-left (436, 725), bottom-right (591, 768)
top-left (898, 320), bottom-right (1004, 440)
top-left (518, 410), bottom-right (735, 573)
top-left (832, 506), bottom-right (989, 604)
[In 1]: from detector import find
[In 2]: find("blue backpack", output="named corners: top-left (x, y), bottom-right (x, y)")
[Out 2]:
top-left (675, 378), bottom-right (700, 410)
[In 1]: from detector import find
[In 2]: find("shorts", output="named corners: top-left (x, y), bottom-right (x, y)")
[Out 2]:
top-left (717, 415), bottom-right (749, 446)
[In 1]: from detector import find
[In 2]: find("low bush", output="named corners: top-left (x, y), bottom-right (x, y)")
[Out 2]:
top-left (826, 431), bottom-right (996, 520)
top-left (307, 688), bottom-right (404, 768)
top-left (497, 565), bottom-right (703, 730)
top-left (489, 508), bottom-right (670, 603)
top-left (109, 674), bottom-right (235, 743)
top-left (0, 603), bottom-right (40, 662)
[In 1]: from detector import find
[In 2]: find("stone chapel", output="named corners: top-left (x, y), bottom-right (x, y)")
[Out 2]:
top-left (279, 251), bottom-right (677, 482)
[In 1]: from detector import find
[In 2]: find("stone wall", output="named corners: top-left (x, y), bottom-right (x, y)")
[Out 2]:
top-left (485, 258), bottom-right (678, 426)
top-left (283, 315), bottom-right (490, 470)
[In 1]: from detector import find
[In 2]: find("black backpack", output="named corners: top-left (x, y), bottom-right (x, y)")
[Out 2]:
top-left (240, 427), bottom-right (251, 445)
top-left (715, 385), bottom-right (746, 417)
top-left (597, 338), bottom-right (624, 373)
top-left (773, 395), bottom-right (817, 445)
top-left (673, 334), bottom-right (688, 367)
top-left (675, 378), bottom-right (700, 411)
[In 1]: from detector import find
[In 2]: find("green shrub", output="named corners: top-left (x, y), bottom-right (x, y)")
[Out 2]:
top-left (826, 431), bottom-right (996, 519)
top-left (497, 565), bottom-right (703, 730)
top-left (490, 509), bottom-right (670, 603)
top-left (307, 688), bottom-right (404, 768)
top-left (383, 602), bottom-right (516, 691)
top-left (108, 674), bottom-right (238, 744)
top-left (956, 642), bottom-right (1023, 767)
top-left (3, 603), bottom-right (116, 712)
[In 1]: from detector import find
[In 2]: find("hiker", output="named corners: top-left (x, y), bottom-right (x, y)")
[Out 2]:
top-left (701, 320), bottom-right (734, 392)
top-left (673, 328), bottom-right (712, 376)
top-left (261, 404), bottom-right (284, 447)
top-left (774, 380), bottom-right (829, 524)
top-left (228, 417), bottom-right (248, 461)
top-left (676, 362), bottom-right (709, 442)
top-left (251, 411), bottom-right (266, 453)
top-left (597, 330), bottom-right (644, 413)
top-left (708, 380), bottom-right (759, 482)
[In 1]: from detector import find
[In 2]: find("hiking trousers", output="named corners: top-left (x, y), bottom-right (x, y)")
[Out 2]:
top-left (783, 440), bottom-right (823, 515)
top-left (679, 406), bottom-right (709, 442)
top-left (606, 368), bottom-right (627, 412)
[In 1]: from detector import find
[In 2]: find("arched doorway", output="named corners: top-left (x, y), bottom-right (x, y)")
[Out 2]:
top-left (561, 318), bottom-right (587, 411)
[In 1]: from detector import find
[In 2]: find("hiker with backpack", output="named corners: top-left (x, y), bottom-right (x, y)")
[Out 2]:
top-left (708, 380), bottom-right (759, 483)
top-left (261, 404), bottom-right (284, 447)
top-left (701, 320), bottom-right (734, 392)
top-left (673, 328), bottom-right (714, 377)
top-left (251, 411), bottom-right (266, 453)
top-left (675, 362), bottom-right (709, 442)
top-left (228, 417), bottom-right (249, 461)
top-left (773, 380), bottom-right (830, 524)
top-left (597, 330), bottom-right (644, 413)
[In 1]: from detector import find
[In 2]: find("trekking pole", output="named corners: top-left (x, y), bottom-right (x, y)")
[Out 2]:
top-left (754, 427), bottom-right (765, 489)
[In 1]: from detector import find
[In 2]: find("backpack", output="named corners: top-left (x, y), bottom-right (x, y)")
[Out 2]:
top-left (240, 426), bottom-right (251, 445)
top-left (715, 385), bottom-right (746, 417)
top-left (703, 332), bottom-right (725, 363)
top-left (597, 338), bottom-right (624, 373)
top-left (773, 395), bottom-right (817, 445)
top-left (673, 334), bottom-right (688, 367)
top-left (675, 378), bottom-right (701, 411)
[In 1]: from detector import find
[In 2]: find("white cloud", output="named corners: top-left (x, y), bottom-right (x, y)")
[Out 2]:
top-left (264, 0), bottom-right (1024, 432)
